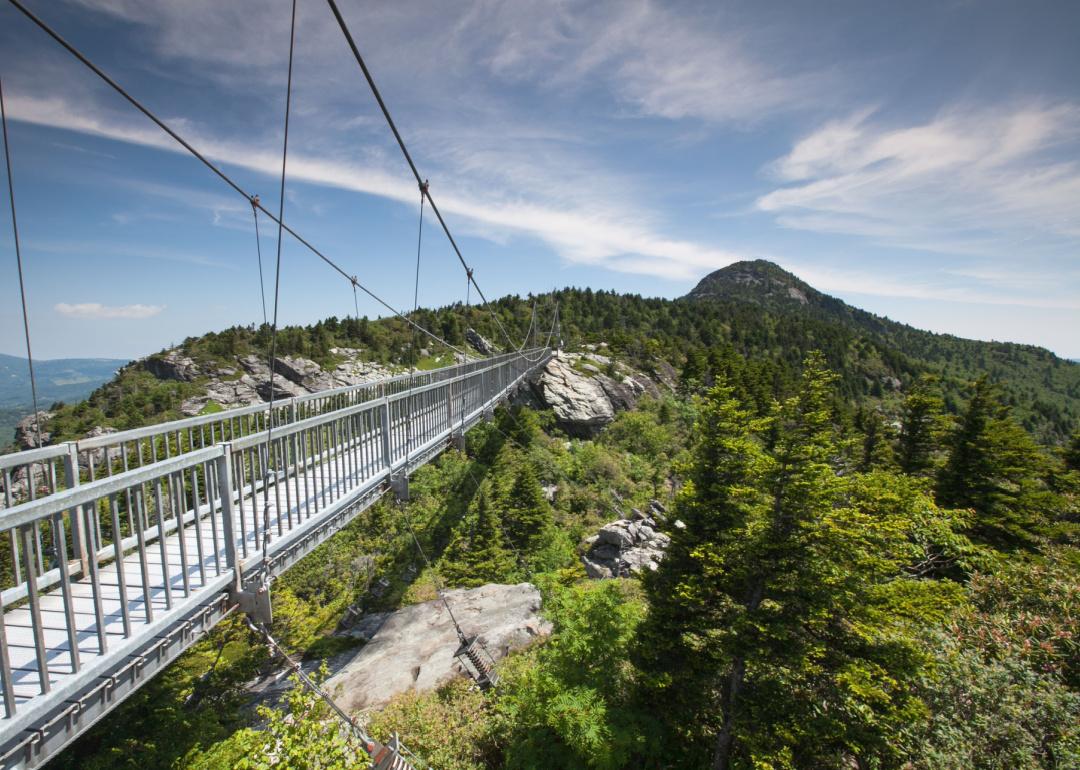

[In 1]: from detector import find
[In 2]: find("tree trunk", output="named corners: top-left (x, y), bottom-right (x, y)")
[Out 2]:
top-left (712, 656), bottom-right (745, 770)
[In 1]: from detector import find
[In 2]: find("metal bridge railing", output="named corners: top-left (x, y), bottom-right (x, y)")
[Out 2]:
top-left (0, 351), bottom-right (534, 623)
top-left (0, 348), bottom-right (548, 766)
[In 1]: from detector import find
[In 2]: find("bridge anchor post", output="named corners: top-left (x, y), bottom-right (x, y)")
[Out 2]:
top-left (232, 583), bottom-right (273, 626)
top-left (391, 472), bottom-right (410, 502)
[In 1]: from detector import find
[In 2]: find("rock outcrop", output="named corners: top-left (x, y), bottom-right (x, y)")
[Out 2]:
top-left (143, 350), bottom-right (204, 382)
top-left (175, 349), bottom-right (400, 416)
top-left (14, 411), bottom-right (53, 450)
top-left (466, 328), bottom-right (499, 356)
top-left (324, 583), bottom-right (549, 712)
top-left (527, 352), bottom-right (667, 436)
top-left (533, 354), bottom-right (614, 436)
top-left (581, 510), bottom-right (671, 579)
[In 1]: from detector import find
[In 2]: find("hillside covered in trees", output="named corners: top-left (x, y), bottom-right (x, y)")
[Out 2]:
top-left (26, 261), bottom-right (1080, 450)
top-left (27, 261), bottom-right (1080, 770)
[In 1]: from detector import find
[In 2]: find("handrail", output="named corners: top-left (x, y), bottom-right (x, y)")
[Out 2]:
top-left (0, 446), bottom-right (223, 533)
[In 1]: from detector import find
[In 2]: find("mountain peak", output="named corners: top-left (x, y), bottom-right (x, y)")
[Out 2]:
top-left (686, 260), bottom-right (821, 307)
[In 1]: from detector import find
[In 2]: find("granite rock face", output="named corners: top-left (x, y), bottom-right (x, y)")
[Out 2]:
top-left (14, 411), bottom-right (53, 450)
top-left (582, 513), bottom-right (671, 579)
top-left (527, 352), bottom-right (667, 436)
top-left (466, 328), bottom-right (500, 356)
top-left (533, 354), bottom-right (615, 436)
top-left (324, 582), bottom-right (549, 712)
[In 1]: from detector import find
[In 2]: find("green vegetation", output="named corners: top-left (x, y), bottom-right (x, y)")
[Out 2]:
top-left (34, 262), bottom-right (1080, 768)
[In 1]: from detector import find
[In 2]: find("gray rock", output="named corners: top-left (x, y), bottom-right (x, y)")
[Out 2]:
top-left (466, 328), bottom-right (499, 356)
top-left (533, 354), bottom-right (614, 436)
top-left (583, 515), bottom-right (672, 578)
top-left (324, 583), bottom-right (549, 712)
top-left (143, 350), bottom-right (202, 382)
top-left (15, 411), bottom-right (53, 449)
top-left (596, 522), bottom-right (634, 549)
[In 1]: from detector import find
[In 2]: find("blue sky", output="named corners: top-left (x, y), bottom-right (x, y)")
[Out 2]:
top-left (1, 0), bottom-right (1078, 360)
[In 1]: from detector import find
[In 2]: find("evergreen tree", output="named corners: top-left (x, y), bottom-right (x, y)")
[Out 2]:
top-left (855, 406), bottom-right (897, 471)
top-left (440, 488), bottom-right (515, 588)
top-left (1065, 430), bottom-right (1080, 473)
top-left (639, 353), bottom-right (967, 769)
top-left (936, 377), bottom-right (1052, 549)
top-left (896, 375), bottom-right (946, 477)
top-left (503, 461), bottom-right (554, 551)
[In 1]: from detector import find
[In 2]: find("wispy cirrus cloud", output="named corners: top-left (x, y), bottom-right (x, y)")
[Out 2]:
top-left (758, 104), bottom-right (1080, 247)
top-left (7, 90), bottom-right (743, 281)
top-left (55, 302), bottom-right (165, 319)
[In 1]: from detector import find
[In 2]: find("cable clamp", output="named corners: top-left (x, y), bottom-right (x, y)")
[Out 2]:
top-left (419, 179), bottom-right (429, 195)
top-left (250, 194), bottom-right (260, 209)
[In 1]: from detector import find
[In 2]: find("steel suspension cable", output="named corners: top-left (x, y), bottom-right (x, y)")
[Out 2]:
top-left (399, 503), bottom-right (468, 644)
top-left (322, 0), bottom-right (526, 355)
top-left (1, 76), bottom-right (43, 452)
top-left (4, 0), bottom-right (468, 362)
top-left (250, 195), bottom-right (268, 326)
top-left (261, 0), bottom-right (298, 562)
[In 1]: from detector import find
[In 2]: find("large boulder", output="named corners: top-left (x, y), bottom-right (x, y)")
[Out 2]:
top-left (15, 411), bottom-right (53, 450)
top-left (582, 515), bottom-right (671, 579)
top-left (273, 355), bottom-right (337, 392)
top-left (325, 583), bottom-right (549, 712)
top-left (143, 350), bottom-right (203, 382)
top-left (533, 354), bottom-right (614, 436)
top-left (465, 328), bottom-right (499, 356)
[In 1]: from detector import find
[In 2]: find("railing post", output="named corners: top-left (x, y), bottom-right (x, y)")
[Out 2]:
top-left (216, 445), bottom-right (242, 595)
top-left (62, 442), bottom-right (90, 577)
top-left (380, 397), bottom-right (393, 471)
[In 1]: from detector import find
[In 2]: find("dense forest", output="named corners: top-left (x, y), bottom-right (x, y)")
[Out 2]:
top-left (30, 261), bottom-right (1080, 449)
top-left (49, 354), bottom-right (1080, 769)
top-left (22, 261), bottom-right (1080, 768)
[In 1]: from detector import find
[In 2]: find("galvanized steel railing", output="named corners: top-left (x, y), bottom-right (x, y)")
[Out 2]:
top-left (0, 352), bottom-right (528, 606)
top-left (0, 348), bottom-right (549, 767)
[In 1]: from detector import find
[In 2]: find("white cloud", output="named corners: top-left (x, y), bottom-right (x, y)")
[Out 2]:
top-left (55, 302), bottom-right (165, 319)
top-left (759, 104), bottom-right (1080, 246)
top-left (7, 90), bottom-right (741, 282)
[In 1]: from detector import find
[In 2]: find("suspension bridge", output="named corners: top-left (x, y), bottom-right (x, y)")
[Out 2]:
top-left (0, 0), bottom-right (560, 766)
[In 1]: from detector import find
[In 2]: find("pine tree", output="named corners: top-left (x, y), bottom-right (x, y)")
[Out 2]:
top-left (936, 376), bottom-right (1052, 549)
top-left (896, 375), bottom-right (946, 477)
top-left (440, 488), bottom-right (515, 588)
top-left (638, 353), bottom-right (967, 769)
top-left (503, 461), bottom-right (554, 552)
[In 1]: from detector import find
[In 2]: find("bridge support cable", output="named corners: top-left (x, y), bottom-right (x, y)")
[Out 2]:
top-left (259, 0), bottom-right (299, 577)
top-left (322, 0), bottom-right (529, 357)
top-left (250, 195), bottom-right (268, 326)
top-left (246, 620), bottom-right (421, 770)
top-left (4, 0), bottom-right (469, 365)
top-left (1, 77), bottom-right (42, 451)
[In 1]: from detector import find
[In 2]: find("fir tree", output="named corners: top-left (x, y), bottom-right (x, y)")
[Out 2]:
top-left (1065, 430), bottom-right (1080, 473)
top-left (936, 377), bottom-right (1052, 549)
top-left (639, 353), bottom-right (967, 769)
top-left (503, 461), bottom-right (554, 552)
top-left (440, 488), bottom-right (515, 588)
top-left (896, 375), bottom-right (946, 477)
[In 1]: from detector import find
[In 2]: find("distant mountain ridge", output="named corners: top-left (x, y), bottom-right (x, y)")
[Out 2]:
top-left (0, 354), bottom-right (127, 447)
top-left (0, 353), bottom-right (128, 409)
top-left (683, 260), bottom-right (1080, 442)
